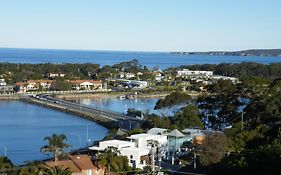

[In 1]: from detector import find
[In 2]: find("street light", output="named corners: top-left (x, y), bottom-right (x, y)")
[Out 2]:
top-left (86, 124), bottom-right (96, 146)
top-left (70, 133), bottom-right (82, 148)
top-left (2, 146), bottom-right (7, 157)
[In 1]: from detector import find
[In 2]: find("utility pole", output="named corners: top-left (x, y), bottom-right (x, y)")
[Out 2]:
top-left (241, 111), bottom-right (244, 131)
top-left (148, 140), bottom-right (159, 174)
top-left (193, 152), bottom-right (197, 169)
top-left (3, 146), bottom-right (7, 157)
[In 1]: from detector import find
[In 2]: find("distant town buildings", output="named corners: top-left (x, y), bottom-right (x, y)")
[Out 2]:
top-left (46, 72), bottom-right (66, 79)
top-left (177, 69), bottom-right (213, 77)
top-left (177, 69), bottom-right (239, 84)
top-left (0, 79), bottom-right (14, 94)
top-left (70, 80), bottom-right (103, 90)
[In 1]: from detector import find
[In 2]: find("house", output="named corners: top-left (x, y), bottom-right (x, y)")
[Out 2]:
top-left (0, 85), bottom-right (14, 94)
top-left (90, 127), bottom-right (203, 169)
top-left (113, 79), bottom-right (148, 89)
top-left (167, 129), bottom-right (190, 151)
top-left (117, 72), bottom-right (136, 79)
top-left (127, 133), bottom-right (168, 148)
top-left (0, 79), bottom-right (7, 86)
top-left (147, 128), bottom-right (169, 135)
top-left (15, 82), bottom-right (27, 93)
top-left (15, 80), bottom-right (53, 93)
top-left (46, 72), bottom-right (66, 79)
top-left (177, 69), bottom-right (213, 77)
top-left (89, 140), bottom-right (150, 169)
top-left (182, 128), bottom-right (205, 144)
top-left (70, 80), bottom-right (103, 90)
top-left (152, 72), bottom-right (165, 81)
top-left (46, 155), bottom-right (105, 175)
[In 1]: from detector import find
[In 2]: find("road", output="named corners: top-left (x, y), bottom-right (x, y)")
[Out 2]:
top-left (22, 94), bottom-right (143, 130)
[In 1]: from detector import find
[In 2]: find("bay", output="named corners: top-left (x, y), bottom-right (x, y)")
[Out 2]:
top-left (0, 48), bottom-right (281, 69)
top-left (0, 100), bottom-right (108, 165)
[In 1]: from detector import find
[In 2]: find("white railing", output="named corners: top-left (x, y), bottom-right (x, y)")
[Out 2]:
top-left (18, 89), bottom-right (112, 95)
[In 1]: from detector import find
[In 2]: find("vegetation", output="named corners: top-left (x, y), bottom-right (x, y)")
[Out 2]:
top-left (41, 165), bottom-right (72, 175)
top-left (154, 92), bottom-right (191, 109)
top-left (198, 132), bottom-right (228, 167)
top-left (40, 134), bottom-right (70, 164)
top-left (98, 148), bottom-right (132, 173)
top-left (172, 105), bottom-right (203, 129)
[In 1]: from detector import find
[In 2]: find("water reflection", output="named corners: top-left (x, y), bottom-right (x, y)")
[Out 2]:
top-left (0, 101), bottom-right (108, 164)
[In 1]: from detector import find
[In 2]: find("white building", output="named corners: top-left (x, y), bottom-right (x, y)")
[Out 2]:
top-left (0, 79), bottom-right (7, 86)
top-left (127, 133), bottom-right (168, 148)
top-left (89, 140), bottom-right (150, 169)
top-left (177, 69), bottom-right (213, 77)
top-left (70, 80), bottom-right (103, 90)
top-left (212, 75), bottom-right (240, 83)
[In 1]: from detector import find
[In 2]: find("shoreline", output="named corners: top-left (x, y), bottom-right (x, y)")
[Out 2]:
top-left (55, 91), bottom-right (169, 100)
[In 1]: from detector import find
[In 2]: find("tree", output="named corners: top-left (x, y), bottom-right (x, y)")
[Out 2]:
top-left (41, 165), bottom-right (72, 175)
top-left (172, 105), bottom-right (203, 129)
top-left (98, 148), bottom-right (131, 173)
top-left (198, 132), bottom-right (228, 167)
top-left (19, 161), bottom-right (44, 175)
top-left (154, 92), bottom-right (191, 109)
top-left (50, 79), bottom-right (72, 91)
top-left (0, 156), bottom-right (13, 171)
top-left (41, 134), bottom-right (70, 164)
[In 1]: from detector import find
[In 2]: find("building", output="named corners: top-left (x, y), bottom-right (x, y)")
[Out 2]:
top-left (117, 72), bottom-right (136, 79)
top-left (0, 79), bottom-right (7, 86)
top-left (15, 80), bottom-right (53, 93)
top-left (0, 85), bottom-right (14, 94)
top-left (46, 155), bottom-right (105, 175)
top-left (90, 127), bottom-right (205, 169)
top-left (147, 128), bottom-right (169, 135)
top-left (70, 80), bottom-right (103, 90)
top-left (112, 79), bottom-right (148, 89)
top-left (89, 140), bottom-right (150, 169)
top-left (46, 72), bottom-right (66, 79)
top-left (127, 133), bottom-right (168, 148)
top-left (212, 75), bottom-right (240, 83)
top-left (177, 69), bottom-right (213, 77)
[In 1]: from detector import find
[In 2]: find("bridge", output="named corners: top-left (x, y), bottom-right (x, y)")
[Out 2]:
top-left (20, 94), bottom-right (143, 131)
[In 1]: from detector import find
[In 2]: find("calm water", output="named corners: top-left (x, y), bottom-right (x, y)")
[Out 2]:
top-left (74, 98), bottom-right (159, 114)
top-left (0, 48), bottom-right (281, 69)
top-left (0, 100), bottom-right (108, 165)
top-left (72, 98), bottom-right (175, 116)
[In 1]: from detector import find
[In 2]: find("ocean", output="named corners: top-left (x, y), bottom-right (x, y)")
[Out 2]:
top-left (0, 48), bottom-right (280, 69)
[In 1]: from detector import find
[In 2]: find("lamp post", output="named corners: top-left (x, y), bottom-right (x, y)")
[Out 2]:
top-left (2, 146), bottom-right (7, 157)
top-left (86, 124), bottom-right (95, 146)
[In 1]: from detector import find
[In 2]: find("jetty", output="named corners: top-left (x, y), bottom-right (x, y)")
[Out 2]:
top-left (19, 94), bottom-right (143, 130)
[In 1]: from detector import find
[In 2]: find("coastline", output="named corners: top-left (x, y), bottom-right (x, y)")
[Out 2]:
top-left (55, 91), bottom-right (169, 100)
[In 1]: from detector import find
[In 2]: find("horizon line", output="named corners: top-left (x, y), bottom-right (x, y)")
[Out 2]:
top-left (0, 46), bottom-right (280, 53)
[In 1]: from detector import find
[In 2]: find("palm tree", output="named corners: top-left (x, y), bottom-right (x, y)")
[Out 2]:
top-left (41, 134), bottom-right (70, 164)
top-left (41, 165), bottom-right (72, 175)
top-left (98, 148), bottom-right (130, 173)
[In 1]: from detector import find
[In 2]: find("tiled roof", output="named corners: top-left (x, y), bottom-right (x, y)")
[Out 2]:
top-left (70, 155), bottom-right (97, 170)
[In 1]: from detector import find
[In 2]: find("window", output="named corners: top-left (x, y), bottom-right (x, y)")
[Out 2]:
top-left (140, 160), bottom-right (144, 164)
top-left (130, 155), bottom-right (133, 159)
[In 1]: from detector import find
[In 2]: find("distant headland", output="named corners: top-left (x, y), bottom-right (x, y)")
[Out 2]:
top-left (170, 49), bottom-right (281, 57)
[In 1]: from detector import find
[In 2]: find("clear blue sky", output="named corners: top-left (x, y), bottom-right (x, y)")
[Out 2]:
top-left (0, 0), bottom-right (280, 52)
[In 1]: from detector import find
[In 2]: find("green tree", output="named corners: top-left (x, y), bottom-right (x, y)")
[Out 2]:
top-left (98, 148), bottom-right (131, 173)
top-left (41, 134), bottom-right (70, 164)
top-left (0, 156), bottom-right (13, 172)
top-left (41, 165), bottom-right (72, 175)
top-left (173, 105), bottom-right (203, 129)
top-left (154, 92), bottom-right (191, 109)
